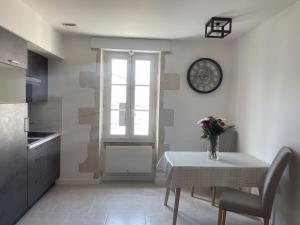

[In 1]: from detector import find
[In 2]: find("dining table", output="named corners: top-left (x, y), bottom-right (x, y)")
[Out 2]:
top-left (157, 151), bottom-right (269, 225)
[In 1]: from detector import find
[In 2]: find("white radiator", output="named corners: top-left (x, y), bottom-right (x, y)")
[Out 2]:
top-left (104, 145), bottom-right (153, 174)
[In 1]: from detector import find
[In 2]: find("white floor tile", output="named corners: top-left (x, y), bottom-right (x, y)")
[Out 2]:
top-left (17, 182), bottom-right (261, 225)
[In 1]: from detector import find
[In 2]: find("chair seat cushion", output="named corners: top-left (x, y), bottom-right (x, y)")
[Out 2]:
top-left (219, 190), bottom-right (264, 217)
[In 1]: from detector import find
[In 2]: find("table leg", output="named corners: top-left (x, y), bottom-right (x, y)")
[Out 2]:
top-left (191, 186), bottom-right (194, 197)
top-left (172, 188), bottom-right (181, 225)
top-left (211, 186), bottom-right (216, 206)
top-left (164, 187), bottom-right (170, 206)
top-left (258, 186), bottom-right (263, 196)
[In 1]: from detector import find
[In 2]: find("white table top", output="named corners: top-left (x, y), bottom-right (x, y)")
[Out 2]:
top-left (158, 151), bottom-right (270, 188)
top-left (164, 152), bottom-right (269, 168)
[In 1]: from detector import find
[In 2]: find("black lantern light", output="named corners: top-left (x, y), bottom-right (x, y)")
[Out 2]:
top-left (205, 17), bottom-right (232, 38)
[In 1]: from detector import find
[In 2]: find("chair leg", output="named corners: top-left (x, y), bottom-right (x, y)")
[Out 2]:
top-left (191, 186), bottom-right (194, 197)
top-left (264, 217), bottom-right (269, 225)
top-left (211, 186), bottom-right (216, 206)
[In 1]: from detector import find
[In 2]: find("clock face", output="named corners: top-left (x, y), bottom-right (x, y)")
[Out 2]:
top-left (187, 58), bottom-right (223, 94)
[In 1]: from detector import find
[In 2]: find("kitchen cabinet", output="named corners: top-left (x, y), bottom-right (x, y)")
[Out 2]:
top-left (28, 137), bottom-right (60, 207)
top-left (26, 51), bottom-right (48, 102)
top-left (47, 137), bottom-right (61, 184)
top-left (0, 27), bottom-right (27, 69)
top-left (0, 104), bottom-right (28, 225)
top-left (28, 144), bottom-right (48, 206)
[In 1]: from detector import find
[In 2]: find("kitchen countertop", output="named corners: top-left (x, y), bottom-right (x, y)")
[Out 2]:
top-left (27, 132), bottom-right (62, 149)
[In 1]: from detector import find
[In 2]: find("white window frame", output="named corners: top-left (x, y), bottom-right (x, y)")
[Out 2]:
top-left (103, 50), bottom-right (158, 141)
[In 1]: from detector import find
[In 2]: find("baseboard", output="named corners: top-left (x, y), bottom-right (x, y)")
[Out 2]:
top-left (56, 174), bottom-right (164, 184)
top-left (56, 178), bottom-right (101, 185)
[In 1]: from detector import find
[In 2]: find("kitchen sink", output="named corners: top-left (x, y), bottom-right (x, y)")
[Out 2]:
top-left (27, 138), bottom-right (41, 144)
top-left (28, 132), bottom-right (55, 138)
top-left (27, 132), bottom-right (61, 149)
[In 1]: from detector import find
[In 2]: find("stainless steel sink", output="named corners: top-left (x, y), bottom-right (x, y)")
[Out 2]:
top-left (27, 132), bottom-right (61, 149)
top-left (27, 138), bottom-right (41, 144)
top-left (28, 132), bottom-right (55, 138)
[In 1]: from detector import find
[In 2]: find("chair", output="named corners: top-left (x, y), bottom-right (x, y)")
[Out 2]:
top-left (217, 146), bottom-right (292, 225)
top-left (191, 130), bottom-right (238, 206)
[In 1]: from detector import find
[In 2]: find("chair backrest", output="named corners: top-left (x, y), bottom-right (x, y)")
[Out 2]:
top-left (262, 146), bottom-right (292, 217)
top-left (219, 130), bottom-right (238, 152)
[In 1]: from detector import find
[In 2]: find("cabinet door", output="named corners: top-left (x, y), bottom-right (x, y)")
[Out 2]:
top-left (26, 51), bottom-right (48, 102)
top-left (47, 137), bottom-right (61, 185)
top-left (28, 144), bottom-right (48, 207)
top-left (0, 27), bottom-right (27, 69)
top-left (0, 104), bottom-right (28, 225)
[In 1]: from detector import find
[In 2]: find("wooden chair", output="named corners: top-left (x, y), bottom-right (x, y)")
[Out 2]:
top-left (217, 147), bottom-right (292, 225)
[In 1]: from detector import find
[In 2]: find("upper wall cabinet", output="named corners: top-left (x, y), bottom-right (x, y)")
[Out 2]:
top-left (26, 51), bottom-right (48, 102)
top-left (0, 27), bottom-right (27, 69)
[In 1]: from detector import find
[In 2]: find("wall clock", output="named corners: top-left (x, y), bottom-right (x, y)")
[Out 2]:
top-left (187, 58), bottom-right (223, 94)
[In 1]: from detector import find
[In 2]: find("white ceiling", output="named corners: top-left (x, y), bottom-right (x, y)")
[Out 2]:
top-left (22, 0), bottom-right (297, 39)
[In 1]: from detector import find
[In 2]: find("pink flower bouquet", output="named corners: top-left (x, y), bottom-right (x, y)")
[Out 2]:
top-left (197, 116), bottom-right (234, 159)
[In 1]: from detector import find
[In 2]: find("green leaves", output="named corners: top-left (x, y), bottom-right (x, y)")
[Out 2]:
top-left (201, 133), bottom-right (208, 139)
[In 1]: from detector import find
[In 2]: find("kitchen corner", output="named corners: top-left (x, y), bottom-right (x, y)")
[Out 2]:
top-left (0, 26), bottom-right (63, 225)
top-left (26, 50), bottom-right (63, 208)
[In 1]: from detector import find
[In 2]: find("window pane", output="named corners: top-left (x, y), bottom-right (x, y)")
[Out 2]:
top-left (134, 111), bottom-right (149, 136)
top-left (112, 59), bottom-right (127, 84)
top-left (135, 60), bottom-right (151, 85)
top-left (111, 85), bottom-right (126, 110)
top-left (110, 110), bottom-right (126, 135)
top-left (135, 86), bottom-right (150, 110)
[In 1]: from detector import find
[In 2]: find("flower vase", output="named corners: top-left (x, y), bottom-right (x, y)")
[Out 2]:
top-left (207, 136), bottom-right (220, 160)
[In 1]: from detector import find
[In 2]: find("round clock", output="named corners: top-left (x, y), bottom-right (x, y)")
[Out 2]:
top-left (187, 58), bottom-right (223, 94)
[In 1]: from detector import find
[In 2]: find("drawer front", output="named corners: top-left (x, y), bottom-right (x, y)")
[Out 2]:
top-left (28, 145), bottom-right (47, 178)
top-left (47, 138), bottom-right (61, 183)
top-left (28, 145), bottom-right (48, 206)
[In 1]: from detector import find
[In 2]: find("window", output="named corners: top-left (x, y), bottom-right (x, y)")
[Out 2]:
top-left (104, 51), bottom-right (158, 140)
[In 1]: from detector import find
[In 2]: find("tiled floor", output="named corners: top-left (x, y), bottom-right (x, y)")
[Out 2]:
top-left (17, 182), bottom-right (262, 225)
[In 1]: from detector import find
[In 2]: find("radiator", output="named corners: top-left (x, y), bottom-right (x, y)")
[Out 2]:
top-left (104, 145), bottom-right (153, 174)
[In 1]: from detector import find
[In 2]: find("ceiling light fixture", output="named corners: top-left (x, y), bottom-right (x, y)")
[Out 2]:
top-left (205, 17), bottom-right (232, 38)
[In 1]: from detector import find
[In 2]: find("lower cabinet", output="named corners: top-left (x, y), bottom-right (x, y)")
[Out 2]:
top-left (47, 138), bottom-right (61, 185)
top-left (28, 137), bottom-right (60, 207)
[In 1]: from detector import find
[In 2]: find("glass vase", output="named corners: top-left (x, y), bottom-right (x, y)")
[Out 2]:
top-left (207, 136), bottom-right (220, 160)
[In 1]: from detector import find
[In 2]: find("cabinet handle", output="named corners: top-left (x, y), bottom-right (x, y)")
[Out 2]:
top-left (7, 59), bottom-right (20, 64)
top-left (24, 117), bottom-right (29, 132)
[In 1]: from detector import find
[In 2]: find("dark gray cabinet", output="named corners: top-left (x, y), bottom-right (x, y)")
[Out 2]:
top-left (0, 27), bottom-right (27, 69)
top-left (47, 138), bottom-right (61, 185)
top-left (26, 51), bottom-right (48, 102)
top-left (0, 104), bottom-right (28, 225)
top-left (28, 137), bottom-right (60, 207)
top-left (28, 144), bottom-right (48, 206)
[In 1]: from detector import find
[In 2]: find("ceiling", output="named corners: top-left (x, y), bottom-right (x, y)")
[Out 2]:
top-left (22, 0), bottom-right (297, 40)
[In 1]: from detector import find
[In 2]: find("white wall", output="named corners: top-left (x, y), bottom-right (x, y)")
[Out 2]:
top-left (48, 36), bottom-right (97, 183)
top-left (229, 2), bottom-right (300, 225)
top-left (164, 40), bottom-right (233, 151)
top-left (0, 0), bottom-right (63, 58)
top-left (48, 36), bottom-right (233, 181)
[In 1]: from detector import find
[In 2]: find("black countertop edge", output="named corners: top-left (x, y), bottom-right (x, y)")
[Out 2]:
top-left (27, 132), bottom-right (62, 150)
